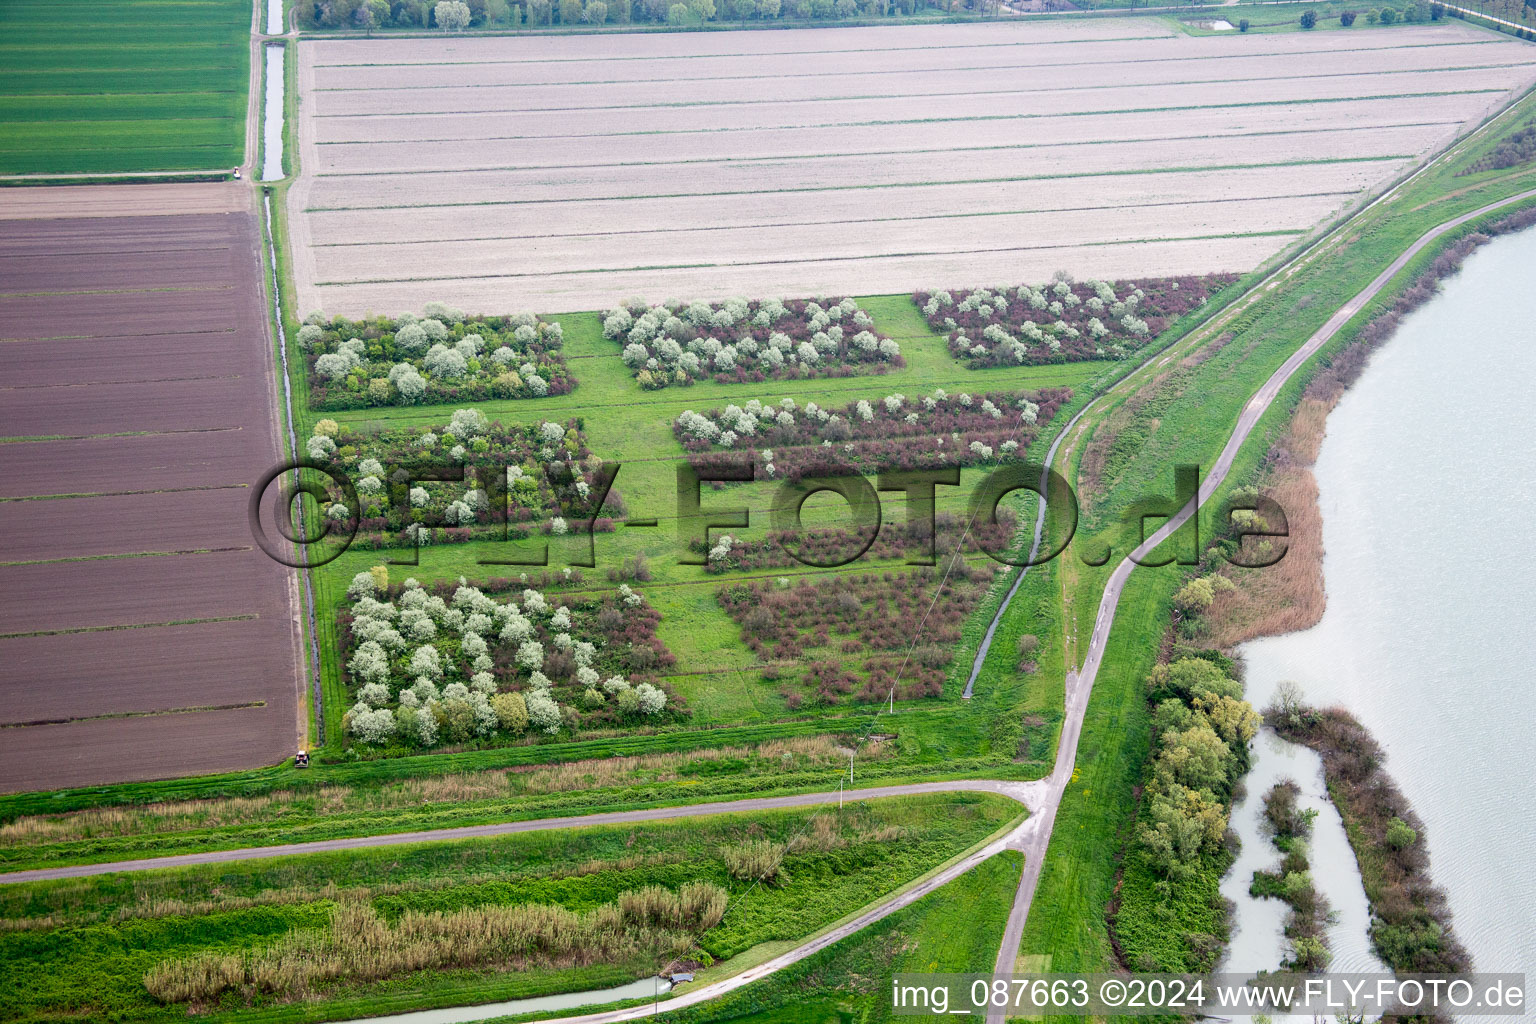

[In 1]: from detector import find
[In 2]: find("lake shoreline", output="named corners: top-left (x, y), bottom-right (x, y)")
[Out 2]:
top-left (1269, 702), bottom-right (1472, 978)
top-left (1207, 204), bottom-right (1536, 650)
top-left (1213, 209), bottom-right (1536, 982)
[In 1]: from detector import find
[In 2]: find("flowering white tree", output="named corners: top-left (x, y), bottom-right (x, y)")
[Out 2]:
top-left (306, 434), bottom-right (337, 461)
top-left (635, 682), bottom-right (668, 716)
top-left (400, 705), bottom-right (438, 746)
top-left (435, 1), bottom-right (471, 30)
top-left (461, 632), bottom-right (489, 661)
top-left (349, 640), bottom-right (391, 684)
top-left (357, 681), bottom-right (391, 707)
top-left (425, 302), bottom-right (464, 323)
top-left (389, 363), bottom-right (426, 402)
top-left (315, 353), bottom-right (354, 381)
top-left (401, 609), bottom-right (437, 642)
top-left (423, 344), bottom-right (468, 379)
top-left (499, 611), bottom-right (533, 643)
top-left (347, 570), bottom-right (379, 600)
top-left (517, 640), bottom-right (544, 670)
top-left (526, 689), bottom-right (561, 734)
top-left (446, 408), bottom-right (488, 440)
top-left (410, 645), bottom-right (443, 679)
top-left (395, 323), bottom-right (428, 354)
top-left (348, 705), bottom-right (396, 743)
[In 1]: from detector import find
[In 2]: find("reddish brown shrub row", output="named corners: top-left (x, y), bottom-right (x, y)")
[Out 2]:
top-left (914, 274), bottom-right (1235, 367)
top-left (680, 388), bottom-right (1070, 484)
top-left (699, 510), bottom-right (1016, 574)
top-left (716, 564), bottom-right (999, 707)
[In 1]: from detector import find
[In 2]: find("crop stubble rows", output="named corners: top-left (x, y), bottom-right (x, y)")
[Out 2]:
top-left (290, 21), bottom-right (1536, 314)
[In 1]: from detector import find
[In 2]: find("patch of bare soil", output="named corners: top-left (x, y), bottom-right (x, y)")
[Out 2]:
top-left (0, 182), bottom-right (247, 221)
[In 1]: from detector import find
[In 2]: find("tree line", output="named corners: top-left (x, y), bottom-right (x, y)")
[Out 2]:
top-left (302, 0), bottom-right (999, 31)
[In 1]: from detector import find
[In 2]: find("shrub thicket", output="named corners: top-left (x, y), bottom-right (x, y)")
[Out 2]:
top-left (1267, 702), bottom-right (1471, 974)
top-left (145, 883), bottom-right (727, 1004)
top-left (605, 296), bottom-right (902, 389)
top-left (300, 307), bottom-right (573, 410)
top-left (1456, 117), bottom-right (1536, 176)
top-left (677, 387), bottom-right (1070, 483)
top-left (305, 410), bottom-right (616, 550)
top-left (339, 576), bottom-right (678, 749)
top-left (1250, 780), bottom-right (1331, 972)
top-left (914, 273), bottom-right (1235, 368)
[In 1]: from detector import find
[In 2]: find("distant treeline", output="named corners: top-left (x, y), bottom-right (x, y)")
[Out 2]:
top-left (300, 0), bottom-right (999, 31)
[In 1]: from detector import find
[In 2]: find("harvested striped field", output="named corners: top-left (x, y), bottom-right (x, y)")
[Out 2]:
top-left (0, 188), bottom-right (301, 792)
top-left (289, 20), bottom-right (1536, 315)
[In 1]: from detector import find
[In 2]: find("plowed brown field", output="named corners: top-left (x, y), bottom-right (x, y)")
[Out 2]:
top-left (0, 189), bottom-right (301, 793)
top-left (289, 20), bottom-right (1536, 315)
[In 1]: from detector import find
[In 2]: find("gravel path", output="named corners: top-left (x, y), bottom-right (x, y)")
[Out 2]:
top-left (0, 780), bottom-right (1044, 885)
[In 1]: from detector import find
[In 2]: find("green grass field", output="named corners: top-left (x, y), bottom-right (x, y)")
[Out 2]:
top-left (292, 292), bottom-right (1122, 751)
top-left (0, 793), bottom-right (1018, 1023)
top-left (0, 0), bottom-right (250, 174)
top-left (647, 851), bottom-right (1023, 1024)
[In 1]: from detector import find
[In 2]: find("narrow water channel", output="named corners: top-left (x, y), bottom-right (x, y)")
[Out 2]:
top-left (1232, 228), bottom-right (1536, 1017)
top-left (1222, 716), bottom-right (1389, 978)
top-left (266, 0), bottom-right (284, 34)
top-left (260, 44), bottom-right (285, 182)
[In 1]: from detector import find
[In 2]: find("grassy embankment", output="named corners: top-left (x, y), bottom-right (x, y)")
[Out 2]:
top-left (0, 792), bottom-right (1019, 1024)
top-left (642, 851), bottom-right (1024, 1024)
top-left (1016, 84), bottom-right (1536, 992)
top-left (0, 0), bottom-right (250, 175)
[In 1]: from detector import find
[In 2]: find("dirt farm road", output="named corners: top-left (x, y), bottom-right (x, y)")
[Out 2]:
top-left (0, 779), bottom-right (1045, 885)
